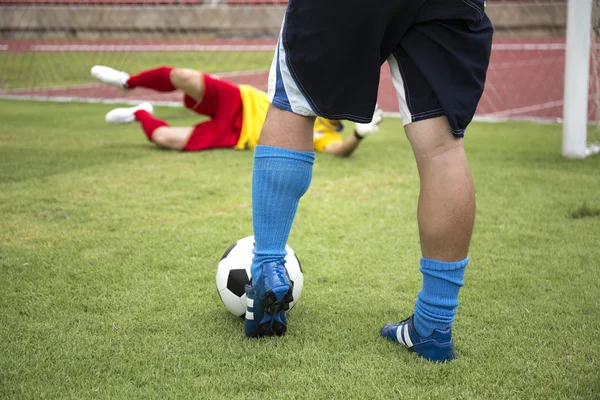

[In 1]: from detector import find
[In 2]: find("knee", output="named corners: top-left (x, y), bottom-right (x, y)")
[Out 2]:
top-left (151, 127), bottom-right (190, 151)
top-left (406, 117), bottom-right (465, 162)
top-left (171, 68), bottom-right (201, 86)
top-left (151, 128), bottom-right (177, 149)
top-left (171, 68), bottom-right (203, 100)
top-left (150, 128), bottom-right (169, 147)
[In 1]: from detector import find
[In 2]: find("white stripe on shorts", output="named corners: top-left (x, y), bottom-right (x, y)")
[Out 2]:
top-left (388, 54), bottom-right (412, 126)
top-left (267, 15), bottom-right (316, 117)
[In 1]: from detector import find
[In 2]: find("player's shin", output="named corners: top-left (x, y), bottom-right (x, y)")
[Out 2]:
top-left (126, 66), bottom-right (176, 92)
top-left (250, 145), bottom-right (314, 281)
top-left (413, 257), bottom-right (468, 337)
top-left (134, 110), bottom-right (168, 141)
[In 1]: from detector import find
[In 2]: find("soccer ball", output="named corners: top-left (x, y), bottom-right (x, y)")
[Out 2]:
top-left (216, 236), bottom-right (304, 317)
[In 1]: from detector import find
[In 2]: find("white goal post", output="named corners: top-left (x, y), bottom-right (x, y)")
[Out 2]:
top-left (562, 0), bottom-right (598, 158)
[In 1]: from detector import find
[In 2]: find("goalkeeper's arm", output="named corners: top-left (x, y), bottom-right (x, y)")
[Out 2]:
top-left (323, 105), bottom-right (383, 158)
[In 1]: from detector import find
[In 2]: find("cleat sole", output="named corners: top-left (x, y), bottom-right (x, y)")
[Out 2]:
top-left (245, 262), bottom-right (294, 338)
top-left (261, 285), bottom-right (294, 336)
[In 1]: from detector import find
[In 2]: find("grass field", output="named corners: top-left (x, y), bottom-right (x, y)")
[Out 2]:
top-left (1, 99), bottom-right (599, 399)
top-left (0, 52), bottom-right (273, 89)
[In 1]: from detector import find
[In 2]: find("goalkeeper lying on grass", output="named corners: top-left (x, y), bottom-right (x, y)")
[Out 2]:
top-left (91, 65), bottom-right (383, 157)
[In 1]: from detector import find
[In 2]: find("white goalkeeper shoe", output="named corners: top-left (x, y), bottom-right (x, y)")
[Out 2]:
top-left (355, 105), bottom-right (384, 138)
top-left (91, 65), bottom-right (130, 90)
top-left (105, 103), bottom-right (153, 124)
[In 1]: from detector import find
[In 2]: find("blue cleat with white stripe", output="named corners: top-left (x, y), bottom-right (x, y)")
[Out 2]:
top-left (244, 261), bottom-right (293, 338)
top-left (380, 315), bottom-right (455, 362)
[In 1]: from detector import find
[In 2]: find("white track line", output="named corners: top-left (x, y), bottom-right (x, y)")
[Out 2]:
top-left (0, 94), bottom-right (183, 107)
top-left (29, 44), bottom-right (274, 52)
top-left (473, 115), bottom-right (561, 124)
top-left (2, 72), bottom-right (270, 94)
top-left (485, 100), bottom-right (564, 117)
top-left (213, 69), bottom-right (269, 78)
top-left (3, 83), bottom-right (106, 93)
top-left (384, 111), bottom-right (562, 124)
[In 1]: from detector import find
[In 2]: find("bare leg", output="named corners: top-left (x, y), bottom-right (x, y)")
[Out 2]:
top-left (169, 68), bottom-right (206, 103)
top-left (381, 115), bottom-right (476, 346)
top-left (151, 126), bottom-right (193, 151)
top-left (405, 116), bottom-right (475, 261)
top-left (322, 135), bottom-right (362, 157)
top-left (258, 106), bottom-right (315, 151)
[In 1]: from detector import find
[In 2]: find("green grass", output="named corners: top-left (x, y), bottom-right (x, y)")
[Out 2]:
top-left (0, 52), bottom-right (273, 89)
top-left (1, 99), bottom-right (599, 399)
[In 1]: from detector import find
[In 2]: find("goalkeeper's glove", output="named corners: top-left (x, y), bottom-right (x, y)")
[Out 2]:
top-left (354, 105), bottom-right (384, 140)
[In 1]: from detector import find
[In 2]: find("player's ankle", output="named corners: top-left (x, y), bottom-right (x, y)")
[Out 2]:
top-left (412, 312), bottom-right (451, 337)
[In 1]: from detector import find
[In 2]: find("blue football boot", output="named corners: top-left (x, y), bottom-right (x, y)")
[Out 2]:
top-left (245, 261), bottom-right (294, 338)
top-left (380, 315), bottom-right (455, 362)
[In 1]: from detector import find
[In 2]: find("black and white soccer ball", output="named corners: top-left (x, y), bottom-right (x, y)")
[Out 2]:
top-left (216, 235), bottom-right (304, 317)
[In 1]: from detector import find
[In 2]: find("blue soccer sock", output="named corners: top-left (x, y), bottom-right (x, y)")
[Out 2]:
top-left (413, 257), bottom-right (468, 337)
top-left (250, 145), bottom-right (314, 282)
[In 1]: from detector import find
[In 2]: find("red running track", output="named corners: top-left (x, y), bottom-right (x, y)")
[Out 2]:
top-left (1, 38), bottom-right (598, 122)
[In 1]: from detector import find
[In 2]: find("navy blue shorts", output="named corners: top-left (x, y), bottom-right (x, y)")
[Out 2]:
top-left (268, 0), bottom-right (493, 136)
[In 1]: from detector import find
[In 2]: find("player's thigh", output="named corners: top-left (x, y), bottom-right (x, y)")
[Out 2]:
top-left (390, 0), bottom-right (493, 137)
top-left (258, 105), bottom-right (315, 151)
top-left (270, 0), bottom-right (421, 123)
top-left (183, 74), bottom-right (243, 119)
top-left (183, 119), bottom-right (241, 152)
top-left (152, 126), bottom-right (194, 150)
top-left (404, 116), bottom-right (465, 163)
top-left (171, 68), bottom-right (205, 102)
